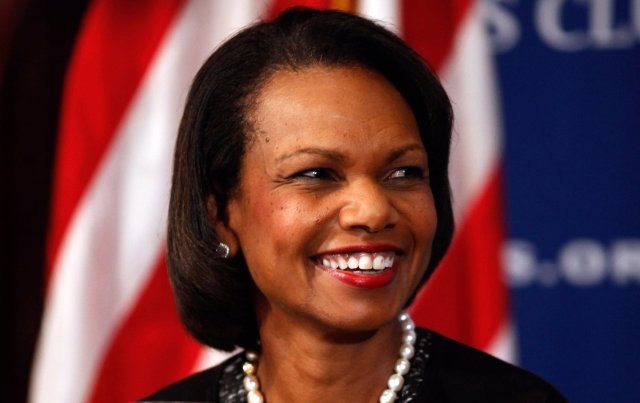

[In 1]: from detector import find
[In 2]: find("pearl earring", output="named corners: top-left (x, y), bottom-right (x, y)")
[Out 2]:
top-left (216, 242), bottom-right (230, 258)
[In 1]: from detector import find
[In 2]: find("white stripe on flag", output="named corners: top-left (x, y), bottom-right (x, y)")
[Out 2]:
top-left (440, 2), bottom-right (503, 223)
top-left (487, 320), bottom-right (518, 363)
top-left (357, 0), bottom-right (400, 33)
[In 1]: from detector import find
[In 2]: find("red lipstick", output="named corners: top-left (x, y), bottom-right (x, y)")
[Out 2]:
top-left (319, 264), bottom-right (398, 288)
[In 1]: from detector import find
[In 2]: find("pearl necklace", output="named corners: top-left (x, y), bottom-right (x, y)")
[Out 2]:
top-left (242, 311), bottom-right (417, 403)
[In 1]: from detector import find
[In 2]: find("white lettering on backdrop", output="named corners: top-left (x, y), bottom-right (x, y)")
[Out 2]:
top-left (504, 239), bottom-right (640, 287)
top-left (483, 0), bottom-right (640, 52)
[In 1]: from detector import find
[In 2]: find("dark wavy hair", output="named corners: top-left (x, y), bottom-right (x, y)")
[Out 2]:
top-left (167, 7), bottom-right (454, 352)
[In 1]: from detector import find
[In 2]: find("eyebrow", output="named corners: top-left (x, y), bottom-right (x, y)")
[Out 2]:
top-left (275, 143), bottom-right (425, 164)
top-left (385, 143), bottom-right (426, 164)
top-left (275, 148), bottom-right (346, 163)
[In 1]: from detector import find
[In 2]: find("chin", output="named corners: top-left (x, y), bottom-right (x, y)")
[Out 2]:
top-left (315, 303), bottom-right (403, 335)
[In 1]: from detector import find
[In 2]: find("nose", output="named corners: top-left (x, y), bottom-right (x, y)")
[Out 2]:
top-left (338, 178), bottom-right (398, 233)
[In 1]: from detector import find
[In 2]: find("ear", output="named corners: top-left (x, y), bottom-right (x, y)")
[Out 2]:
top-left (207, 195), bottom-right (239, 257)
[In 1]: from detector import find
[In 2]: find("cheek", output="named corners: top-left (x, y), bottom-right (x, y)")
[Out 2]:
top-left (419, 199), bottom-right (438, 237)
top-left (239, 195), bottom-right (327, 304)
top-left (239, 191), bottom-right (323, 267)
top-left (404, 195), bottom-right (438, 287)
top-left (403, 192), bottom-right (438, 260)
top-left (402, 190), bottom-right (437, 230)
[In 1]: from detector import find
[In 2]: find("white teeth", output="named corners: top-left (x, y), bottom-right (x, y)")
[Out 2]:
top-left (317, 252), bottom-right (396, 271)
top-left (358, 255), bottom-right (373, 270)
top-left (373, 255), bottom-right (385, 270)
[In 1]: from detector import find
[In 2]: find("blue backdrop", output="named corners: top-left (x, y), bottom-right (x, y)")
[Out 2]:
top-left (485, 1), bottom-right (640, 401)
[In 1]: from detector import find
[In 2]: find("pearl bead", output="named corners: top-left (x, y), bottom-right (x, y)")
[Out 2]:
top-left (379, 389), bottom-right (397, 403)
top-left (246, 351), bottom-right (258, 362)
top-left (398, 312), bottom-right (410, 323)
top-left (242, 361), bottom-right (257, 375)
top-left (387, 373), bottom-right (404, 392)
top-left (247, 390), bottom-right (264, 403)
top-left (243, 374), bottom-right (259, 391)
top-left (403, 329), bottom-right (417, 345)
top-left (402, 320), bottom-right (415, 332)
top-left (400, 344), bottom-right (415, 359)
top-left (395, 358), bottom-right (410, 375)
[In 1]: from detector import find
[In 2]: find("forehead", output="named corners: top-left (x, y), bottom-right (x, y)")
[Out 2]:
top-left (247, 65), bottom-right (421, 152)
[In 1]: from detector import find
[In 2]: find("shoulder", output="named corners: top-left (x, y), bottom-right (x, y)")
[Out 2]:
top-left (419, 328), bottom-right (567, 402)
top-left (136, 353), bottom-right (242, 402)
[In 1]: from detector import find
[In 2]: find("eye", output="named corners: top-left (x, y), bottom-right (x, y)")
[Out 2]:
top-left (290, 168), bottom-right (336, 181)
top-left (387, 166), bottom-right (426, 180)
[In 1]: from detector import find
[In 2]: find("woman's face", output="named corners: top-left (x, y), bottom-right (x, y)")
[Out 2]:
top-left (224, 66), bottom-right (437, 333)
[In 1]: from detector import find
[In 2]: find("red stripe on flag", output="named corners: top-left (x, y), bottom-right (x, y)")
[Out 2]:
top-left (87, 255), bottom-right (202, 403)
top-left (401, 0), bottom-right (471, 72)
top-left (47, 0), bottom-right (184, 282)
top-left (410, 168), bottom-right (508, 350)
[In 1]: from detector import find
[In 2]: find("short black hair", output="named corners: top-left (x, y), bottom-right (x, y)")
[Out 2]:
top-left (168, 6), bottom-right (454, 352)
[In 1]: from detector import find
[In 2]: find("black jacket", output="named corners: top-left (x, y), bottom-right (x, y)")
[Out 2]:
top-left (140, 329), bottom-right (567, 402)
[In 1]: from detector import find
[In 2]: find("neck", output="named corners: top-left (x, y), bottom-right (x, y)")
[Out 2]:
top-left (255, 308), bottom-right (402, 403)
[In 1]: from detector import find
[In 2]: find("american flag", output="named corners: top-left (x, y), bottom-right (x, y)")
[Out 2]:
top-left (29, 1), bottom-right (512, 402)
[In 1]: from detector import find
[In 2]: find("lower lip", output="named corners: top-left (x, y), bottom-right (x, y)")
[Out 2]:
top-left (317, 264), bottom-right (398, 289)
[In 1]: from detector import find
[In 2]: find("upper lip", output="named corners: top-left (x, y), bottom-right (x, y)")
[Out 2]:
top-left (314, 243), bottom-right (403, 256)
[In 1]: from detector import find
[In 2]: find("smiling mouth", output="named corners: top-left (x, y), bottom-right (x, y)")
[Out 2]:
top-left (314, 251), bottom-right (396, 274)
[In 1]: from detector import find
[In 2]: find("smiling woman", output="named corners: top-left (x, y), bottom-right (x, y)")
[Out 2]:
top-left (141, 6), bottom-right (566, 403)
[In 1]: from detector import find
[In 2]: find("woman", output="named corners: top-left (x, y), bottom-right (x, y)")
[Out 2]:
top-left (142, 7), bottom-right (566, 403)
